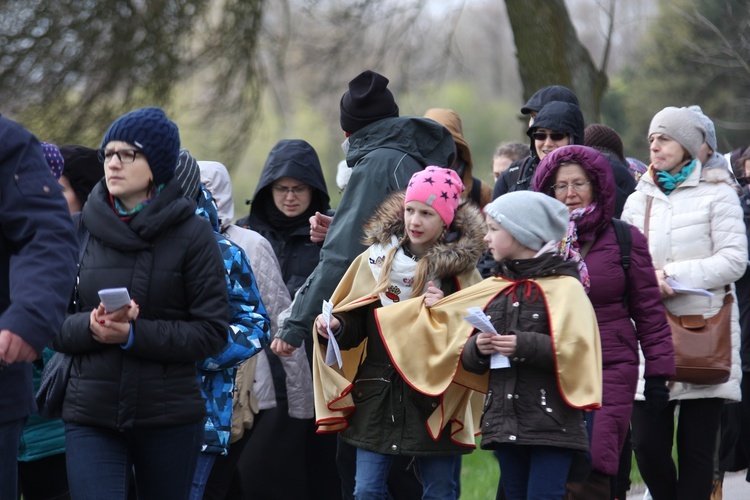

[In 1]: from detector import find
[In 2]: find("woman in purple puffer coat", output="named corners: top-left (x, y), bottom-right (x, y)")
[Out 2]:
top-left (533, 145), bottom-right (675, 499)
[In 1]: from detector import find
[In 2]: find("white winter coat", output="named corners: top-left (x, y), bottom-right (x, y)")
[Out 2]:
top-left (621, 162), bottom-right (747, 401)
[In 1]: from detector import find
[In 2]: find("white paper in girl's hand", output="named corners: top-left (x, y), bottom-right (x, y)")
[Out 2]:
top-left (322, 300), bottom-right (342, 369)
top-left (464, 307), bottom-right (510, 369)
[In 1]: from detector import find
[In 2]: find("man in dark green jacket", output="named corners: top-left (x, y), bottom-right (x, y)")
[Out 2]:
top-left (270, 69), bottom-right (456, 499)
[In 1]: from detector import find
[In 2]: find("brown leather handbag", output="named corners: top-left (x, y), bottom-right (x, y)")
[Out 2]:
top-left (645, 196), bottom-right (732, 385)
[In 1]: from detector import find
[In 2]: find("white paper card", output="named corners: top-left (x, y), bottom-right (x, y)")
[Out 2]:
top-left (322, 300), bottom-right (343, 369)
top-left (463, 307), bottom-right (510, 369)
top-left (666, 278), bottom-right (714, 297)
top-left (98, 287), bottom-right (131, 312)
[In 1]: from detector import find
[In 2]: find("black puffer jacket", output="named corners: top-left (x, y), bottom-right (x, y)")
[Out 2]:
top-left (54, 179), bottom-right (229, 430)
top-left (462, 255), bottom-right (590, 452)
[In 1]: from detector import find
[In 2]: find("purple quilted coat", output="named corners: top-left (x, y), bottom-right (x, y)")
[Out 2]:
top-left (533, 145), bottom-right (675, 475)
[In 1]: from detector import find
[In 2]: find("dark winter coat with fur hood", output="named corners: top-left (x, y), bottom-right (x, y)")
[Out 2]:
top-left (332, 192), bottom-right (486, 456)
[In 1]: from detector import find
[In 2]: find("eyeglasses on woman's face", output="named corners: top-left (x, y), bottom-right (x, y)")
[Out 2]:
top-left (550, 181), bottom-right (592, 195)
top-left (272, 184), bottom-right (309, 196)
top-left (533, 132), bottom-right (568, 142)
top-left (98, 148), bottom-right (143, 165)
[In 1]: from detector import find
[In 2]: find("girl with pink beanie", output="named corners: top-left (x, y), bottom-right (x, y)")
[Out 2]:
top-left (312, 167), bottom-right (486, 499)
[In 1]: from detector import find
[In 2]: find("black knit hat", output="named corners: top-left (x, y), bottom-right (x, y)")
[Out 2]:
top-left (584, 124), bottom-right (626, 163)
top-left (59, 145), bottom-right (104, 207)
top-left (101, 107), bottom-right (180, 185)
top-left (339, 70), bottom-right (399, 134)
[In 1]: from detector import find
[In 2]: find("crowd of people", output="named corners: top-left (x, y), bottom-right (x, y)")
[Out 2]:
top-left (1, 67), bottom-right (749, 500)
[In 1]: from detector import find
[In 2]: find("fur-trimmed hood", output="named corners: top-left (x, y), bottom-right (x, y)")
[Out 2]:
top-left (361, 191), bottom-right (486, 281)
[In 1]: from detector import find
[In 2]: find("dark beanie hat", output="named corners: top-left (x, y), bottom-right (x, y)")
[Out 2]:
top-left (339, 70), bottom-right (399, 134)
top-left (584, 124), bottom-right (626, 163)
top-left (101, 107), bottom-right (180, 185)
top-left (59, 145), bottom-right (105, 207)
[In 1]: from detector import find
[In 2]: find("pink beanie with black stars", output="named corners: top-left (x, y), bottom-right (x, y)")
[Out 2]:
top-left (405, 166), bottom-right (464, 227)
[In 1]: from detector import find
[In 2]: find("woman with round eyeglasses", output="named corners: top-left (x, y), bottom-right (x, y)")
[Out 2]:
top-left (621, 107), bottom-right (746, 500)
top-left (52, 107), bottom-right (229, 499)
top-left (533, 144), bottom-right (674, 498)
top-left (235, 138), bottom-right (340, 499)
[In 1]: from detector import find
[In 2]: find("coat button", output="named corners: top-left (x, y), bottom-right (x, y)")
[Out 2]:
top-left (391, 444), bottom-right (398, 451)
top-left (514, 394), bottom-right (519, 399)
top-left (546, 408), bottom-right (553, 413)
top-left (485, 422), bottom-right (490, 427)
top-left (357, 392), bottom-right (362, 398)
top-left (431, 402), bottom-right (438, 408)
top-left (512, 357), bottom-right (519, 362)
top-left (509, 435), bottom-right (517, 441)
top-left (43, 185), bottom-right (50, 193)
top-left (507, 394), bottom-right (513, 399)
top-left (512, 302), bottom-right (519, 307)
top-left (520, 358), bottom-right (526, 362)
top-left (532, 313), bottom-right (539, 319)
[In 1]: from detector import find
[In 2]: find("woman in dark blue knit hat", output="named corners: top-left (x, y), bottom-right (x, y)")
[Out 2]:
top-left (51, 107), bottom-right (229, 499)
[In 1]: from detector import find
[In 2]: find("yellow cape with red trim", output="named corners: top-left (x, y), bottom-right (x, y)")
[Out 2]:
top-left (312, 252), bottom-right (602, 447)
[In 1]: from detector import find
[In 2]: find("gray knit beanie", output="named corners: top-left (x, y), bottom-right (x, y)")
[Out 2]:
top-left (687, 105), bottom-right (717, 152)
top-left (648, 106), bottom-right (706, 159)
top-left (484, 191), bottom-right (570, 251)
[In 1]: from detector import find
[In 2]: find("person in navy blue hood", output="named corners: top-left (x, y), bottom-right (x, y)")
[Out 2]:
top-left (494, 100), bottom-right (584, 198)
top-left (0, 116), bottom-right (78, 500)
top-left (237, 138), bottom-right (332, 299)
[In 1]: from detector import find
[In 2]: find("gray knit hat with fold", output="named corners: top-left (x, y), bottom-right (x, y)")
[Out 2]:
top-left (484, 191), bottom-right (570, 251)
top-left (648, 106), bottom-right (706, 159)
top-left (687, 105), bottom-right (717, 152)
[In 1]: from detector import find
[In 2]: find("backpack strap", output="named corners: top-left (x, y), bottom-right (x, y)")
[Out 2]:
top-left (611, 218), bottom-right (632, 306)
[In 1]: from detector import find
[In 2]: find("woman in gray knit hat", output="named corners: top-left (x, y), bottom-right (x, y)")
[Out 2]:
top-left (621, 106), bottom-right (747, 500)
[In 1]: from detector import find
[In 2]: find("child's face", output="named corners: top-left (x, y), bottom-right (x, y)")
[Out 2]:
top-left (484, 215), bottom-right (529, 261)
top-left (404, 200), bottom-right (444, 255)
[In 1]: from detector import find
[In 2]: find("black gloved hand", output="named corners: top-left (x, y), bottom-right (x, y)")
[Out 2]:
top-left (643, 377), bottom-right (670, 416)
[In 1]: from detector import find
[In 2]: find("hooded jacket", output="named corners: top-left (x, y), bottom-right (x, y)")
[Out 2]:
top-left (314, 192), bottom-right (486, 456)
top-left (534, 145), bottom-right (674, 475)
top-left (195, 188), bottom-right (270, 454)
top-left (54, 179), bottom-right (229, 429)
top-left (277, 116), bottom-right (456, 349)
top-left (622, 162), bottom-right (746, 403)
top-left (494, 101), bottom-right (584, 198)
top-left (237, 140), bottom-right (332, 298)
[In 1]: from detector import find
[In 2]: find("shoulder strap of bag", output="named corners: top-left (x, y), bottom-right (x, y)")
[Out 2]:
top-left (71, 213), bottom-right (89, 312)
top-left (611, 218), bottom-right (632, 306)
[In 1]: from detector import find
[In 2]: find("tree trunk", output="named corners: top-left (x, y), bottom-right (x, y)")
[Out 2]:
top-left (504, 0), bottom-right (607, 124)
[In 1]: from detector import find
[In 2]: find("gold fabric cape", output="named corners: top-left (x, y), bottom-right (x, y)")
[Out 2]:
top-left (312, 251), bottom-right (602, 447)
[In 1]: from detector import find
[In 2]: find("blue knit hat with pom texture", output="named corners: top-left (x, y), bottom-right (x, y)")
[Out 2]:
top-left (101, 107), bottom-right (180, 185)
